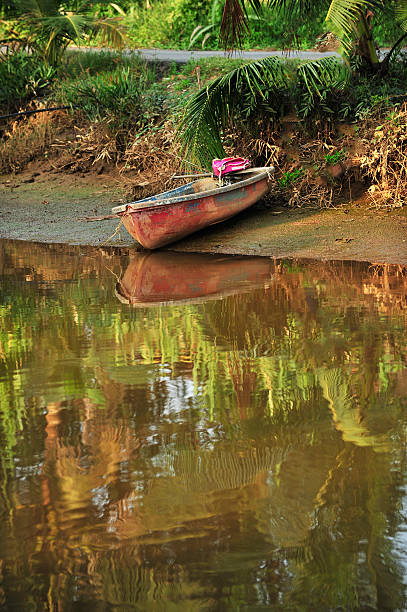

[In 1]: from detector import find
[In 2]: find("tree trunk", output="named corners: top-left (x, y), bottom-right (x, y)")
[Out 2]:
top-left (355, 12), bottom-right (379, 68)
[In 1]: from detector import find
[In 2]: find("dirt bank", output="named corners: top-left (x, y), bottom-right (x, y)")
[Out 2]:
top-left (1, 171), bottom-right (406, 264)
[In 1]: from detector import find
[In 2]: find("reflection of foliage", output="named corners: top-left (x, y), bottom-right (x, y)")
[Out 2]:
top-left (1, 241), bottom-right (407, 609)
top-left (1, 242), bottom-right (407, 453)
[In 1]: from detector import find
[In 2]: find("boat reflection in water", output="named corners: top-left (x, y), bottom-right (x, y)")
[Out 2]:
top-left (115, 251), bottom-right (274, 306)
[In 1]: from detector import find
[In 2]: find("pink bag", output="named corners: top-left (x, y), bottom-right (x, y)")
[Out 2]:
top-left (212, 157), bottom-right (251, 178)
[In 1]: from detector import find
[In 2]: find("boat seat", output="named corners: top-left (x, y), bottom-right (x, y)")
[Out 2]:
top-left (192, 178), bottom-right (219, 193)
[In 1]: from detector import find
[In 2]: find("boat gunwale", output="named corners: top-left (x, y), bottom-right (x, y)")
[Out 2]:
top-left (115, 280), bottom-right (274, 308)
top-left (112, 167), bottom-right (274, 215)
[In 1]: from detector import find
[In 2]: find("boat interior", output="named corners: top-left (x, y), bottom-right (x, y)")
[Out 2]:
top-left (111, 168), bottom-right (270, 213)
top-left (140, 170), bottom-right (261, 203)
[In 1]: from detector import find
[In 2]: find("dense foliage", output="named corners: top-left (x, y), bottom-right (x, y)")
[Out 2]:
top-left (0, 51), bottom-right (56, 112)
top-left (0, 0), bottom-right (125, 65)
top-left (58, 66), bottom-right (165, 131)
top-left (178, 55), bottom-right (407, 167)
top-left (1, 0), bottom-right (404, 50)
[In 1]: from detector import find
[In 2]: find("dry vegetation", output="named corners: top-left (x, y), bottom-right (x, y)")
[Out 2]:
top-left (0, 110), bottom-right (69, 173)
top-left (1, 91), bottom-right (407, 211)
top-left (358, 104), bottom-right (407, 207)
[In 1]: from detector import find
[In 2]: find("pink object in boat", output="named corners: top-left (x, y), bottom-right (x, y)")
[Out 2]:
top-left (212, 157), bottom-right (251, 178)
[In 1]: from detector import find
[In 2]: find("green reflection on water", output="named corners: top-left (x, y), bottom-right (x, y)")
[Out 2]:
top-left (0, 239), bottom-right (407, 610)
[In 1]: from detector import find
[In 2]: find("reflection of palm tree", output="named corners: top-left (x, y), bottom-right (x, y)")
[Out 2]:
top-left (317, 367), bottom-right (391, 452)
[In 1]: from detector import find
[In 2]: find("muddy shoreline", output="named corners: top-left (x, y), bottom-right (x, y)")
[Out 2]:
top-left (1, 172), bottom-right (407, 264)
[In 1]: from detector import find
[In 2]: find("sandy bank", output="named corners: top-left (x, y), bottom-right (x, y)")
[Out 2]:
top-left (1, 172), bottom-right (406, 264)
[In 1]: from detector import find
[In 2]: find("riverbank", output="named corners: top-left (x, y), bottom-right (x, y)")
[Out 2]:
top-left (1, 170), bottom-right (406, 264)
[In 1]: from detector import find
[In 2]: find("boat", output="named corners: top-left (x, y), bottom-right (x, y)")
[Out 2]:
top-left (111, 167), bottom-right (274, 250)
top-left (115, 252), bottom-right (273, 307)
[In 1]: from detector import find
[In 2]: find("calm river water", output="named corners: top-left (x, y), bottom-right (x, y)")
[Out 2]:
top-left (1, 239), bottom-right (407, 610)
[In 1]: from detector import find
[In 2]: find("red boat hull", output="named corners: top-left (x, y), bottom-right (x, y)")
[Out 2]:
top-left (118, 173), bottom-right (270, 249)
top-left (116, 252), bottom-right (273, 306)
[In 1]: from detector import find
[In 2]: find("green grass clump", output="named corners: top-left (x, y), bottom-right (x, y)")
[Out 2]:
top-left (62, 50), bottom-right (142, 78)
top-left (278, 168), bottom-right (304, 188)
top-left (55, 66), bottom-right (165, 132)
top-left (0, 52), bottom-right (56, 112)
top-left (325, 150), bottom-right (346, 165)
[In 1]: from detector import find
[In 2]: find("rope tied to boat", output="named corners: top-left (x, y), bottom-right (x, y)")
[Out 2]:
top-left (100, 212), bottom-right (132, 246)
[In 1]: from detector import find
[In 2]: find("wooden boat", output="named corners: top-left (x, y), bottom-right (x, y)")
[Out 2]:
top-left (115, 252), bottom-right (273, 307)
top-left (112, 167), bottom-right (274, 249)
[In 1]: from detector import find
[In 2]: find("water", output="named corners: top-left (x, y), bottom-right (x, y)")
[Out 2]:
top-left (1, 239), bottom-right (407, 610)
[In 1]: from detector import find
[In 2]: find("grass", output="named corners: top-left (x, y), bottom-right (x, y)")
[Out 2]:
top-left (62, 49), bottom-right (146, 78)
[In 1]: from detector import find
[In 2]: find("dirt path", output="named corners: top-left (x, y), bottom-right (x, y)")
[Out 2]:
top-left (1, 172), bottom-right (406, 264)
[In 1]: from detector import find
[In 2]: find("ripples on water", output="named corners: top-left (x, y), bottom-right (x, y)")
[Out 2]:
top-left (1, 239), bottom-right (407, 610)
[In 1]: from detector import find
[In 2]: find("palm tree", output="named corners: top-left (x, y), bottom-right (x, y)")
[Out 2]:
top-left (3, 0), bottom-right (126, 65)
top-left (178, 0), bottom-right (407, 168)
top-left (221, 1), bottom-right (407, 68)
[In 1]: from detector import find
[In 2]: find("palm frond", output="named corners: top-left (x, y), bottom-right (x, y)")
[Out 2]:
top-left (177, 57), bottom-right (289, 169)
top-left (60, 14), bottom-right (89, 40)
top-left (12, 0), bottom-right (126, 63)
top-left (34, 14), bottom-right (88, 41)
top-left (326, 0), bottom-right (377, 47)
top-left (220, 0), bottom-right (260, 48)
top-left (90, 18), bottom-right (126, 49)
top-left (395, 0), bottom-right (407, 31)
top-left (297, 56), bottom-right (350, 97)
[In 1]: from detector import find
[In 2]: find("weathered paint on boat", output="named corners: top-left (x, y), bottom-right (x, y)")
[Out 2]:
top-left (112, 168), bottom-right (274, 249)
top-left (115, 252), bottom-right (273, 306)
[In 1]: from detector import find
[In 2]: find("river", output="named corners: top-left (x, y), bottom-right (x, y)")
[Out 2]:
top-left (1, 239), bottom-right (407, 610)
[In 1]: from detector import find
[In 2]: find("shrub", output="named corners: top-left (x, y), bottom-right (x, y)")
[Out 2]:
top-left (0, 52), bottom-right (56, 112)
top-left (126, 0), bottom-right (211, 49)
top-left (56, 67), bottom-right (166, 135)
